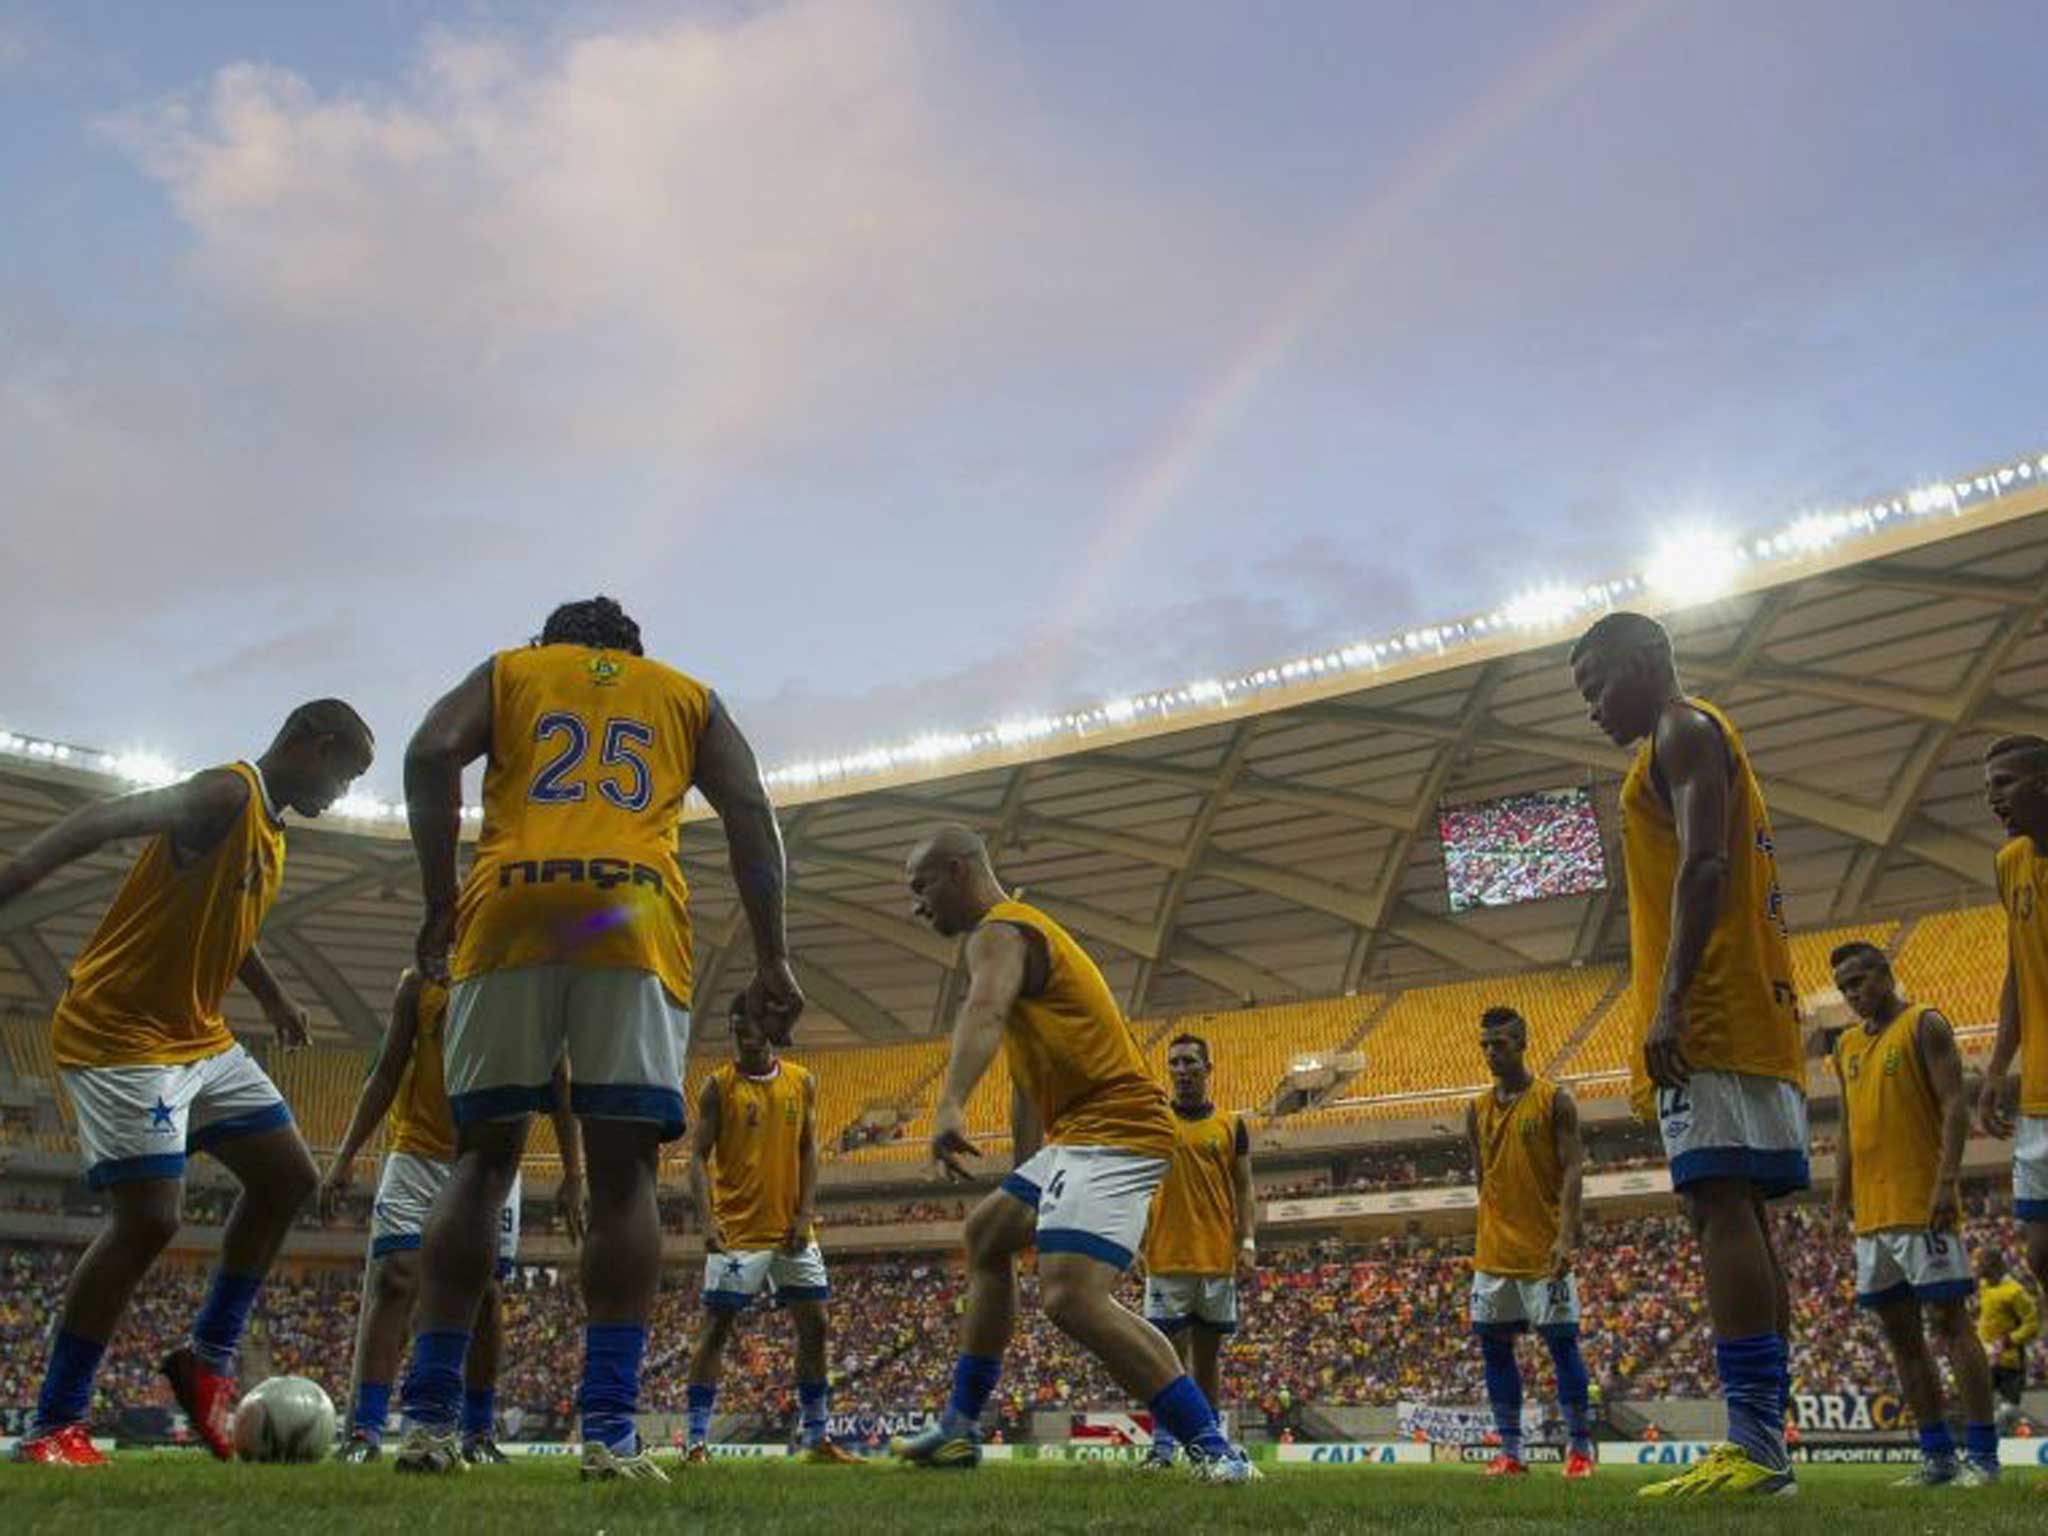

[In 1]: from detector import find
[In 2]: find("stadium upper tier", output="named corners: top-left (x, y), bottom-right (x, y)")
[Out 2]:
top-left (0, 456), bottom-right (2045, 1055)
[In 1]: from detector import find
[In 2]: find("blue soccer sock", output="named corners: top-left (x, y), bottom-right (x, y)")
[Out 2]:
top-left (940, 1354), bottom-right (1001, 1437)
top-left (1149, 1375), bottom-right (1230, 1460)
top-left (353, 1381), bottom-right (392, 1442)
top-left (687, 1383), bottom-right (716, 1446)
top-left (1965, 1420), bottom-right (1999, 1469)
top-left (798, 1379), bottom-right (828, 1447)
top-left (189, 1270), bottom-right (262, 1373)
top-left (579, 1323), bottom-right (646, 1454)
top-left (462, 1386), bottom-right (496, 1438)
top-left (34, 1330), bottom-right (107, 1434)
top-left (1918, 1420), bottom-right (1956, 1465)
top-left (1543, 1329), bottom-right (1593, 1454)
top-left (1714, 1334), bottom-right (1788, 1471)
top-left (1152, 1421), bottom-right (1179, 1459)
top-left (1479, 1331), bottom-right (1524, 1461)
top-left (399, 1329), bottom-right (471, 1431)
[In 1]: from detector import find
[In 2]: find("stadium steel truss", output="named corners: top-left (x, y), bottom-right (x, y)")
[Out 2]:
top-left (3, 469), bottom-right (2048, 1053)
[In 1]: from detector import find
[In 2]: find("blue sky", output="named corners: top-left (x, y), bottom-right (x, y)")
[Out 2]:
top-left (3, 0), bottom-right (2044, 787)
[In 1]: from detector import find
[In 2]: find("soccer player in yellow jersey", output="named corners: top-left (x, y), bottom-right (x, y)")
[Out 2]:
top-left (394, 596), bottom-right (800, 1482)
top-left (1137, 1032), bottom-right (1255, 1470)
top-left (1976, 1249), bottom-right (2039, 1431)
top-left (321, 969), bottom-right (586, 1464)
top-left (1571, 613), bottom-right (1803, 1498)
top-left (1979, 734), bottom-right (2048, 1298)
top-left (0, 700), bottom-right (373, 1466)
top-left (681, 995), bottom-right (858, 1465)
top-left (1828, 942), bottom-right (1997, 1485)
top-left (1464, 1007), bottom-right (1592, 1481)
top-left (892, 826), bottom-right (1252, 1483)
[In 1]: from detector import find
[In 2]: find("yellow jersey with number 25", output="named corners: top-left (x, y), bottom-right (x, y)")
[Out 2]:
top-left (453, 644), bottom-right (713, 1007)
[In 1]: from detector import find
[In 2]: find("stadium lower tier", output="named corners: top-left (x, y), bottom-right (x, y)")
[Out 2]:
top-left (2, 1194), bottom-right (2037, 1431)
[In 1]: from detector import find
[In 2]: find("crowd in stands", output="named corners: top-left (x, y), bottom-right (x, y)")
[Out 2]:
top-left (1439, 789), bottom-right (1607, 912)
top-left (6, 1182), bottom-right (2040, 1432)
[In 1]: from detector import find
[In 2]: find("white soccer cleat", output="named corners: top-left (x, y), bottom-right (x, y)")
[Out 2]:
top-left (579, 1440), bottom-right (671, 1482)
top-left (392, 1426), bottom-right (466, 1476)
top-left (1186, 1445), bottom-right (1262, 1485)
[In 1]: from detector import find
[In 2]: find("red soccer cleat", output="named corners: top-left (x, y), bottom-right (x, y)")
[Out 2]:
top-left (11, 1424), bottom-right (108, 1466)
top-left (1563, 1450), bottom-right (1595, 1480)
top-left (160, 1346), bottom-right (237, 1461)
top-left (1483, 1454), bottom-right (1529, 1477)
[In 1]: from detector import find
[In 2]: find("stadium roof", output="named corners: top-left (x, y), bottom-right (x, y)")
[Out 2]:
top-left (4, 453), bottom-right (2048, 1049)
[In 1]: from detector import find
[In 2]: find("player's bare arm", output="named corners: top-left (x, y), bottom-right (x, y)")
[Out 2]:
top-left (1464, 1100), bottom-right (1482, 1195)
top-left (934, 923), bottom-right (1026, 1179)
top-left (688, 1076), bottom-right (724, 1252)
top-left (784, 1073), bottom-right (819, 1256)
top-left (404, 658), bottom-right (493, 980)
top-left (322, 970), bottom-right (424, 1219)
top-left (1646, 703), bottom-right (1733, 1090)
top-left (693, 694), bottom-right (802, 1040)
top-left (549, 1060), bottom-right (586, 1245)
top-left (1916, 1008), bottom-right (1969, 1230)
top-left (0, 768), bottom-right (247, 908)
top-left (1231, 1114), bottom-right (1257, 1280)
top-left (238, 945), bottom-right (311, 1050)
top-left (1549, 1087), bottom-right (1585, 1276)
top-left (1829, 1050), bottom-right (1855, 1228)
top-left (1980, 943), bottom-right (2020, 1138)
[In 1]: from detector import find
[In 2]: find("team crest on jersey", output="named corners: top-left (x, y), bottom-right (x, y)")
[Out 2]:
top-left (1519, 1116), bottom-right (1540, 1139)
top-left (586, 653), bottom-right (623, 687)
top-left (1882, 1047), bottom-right (1902, 1076)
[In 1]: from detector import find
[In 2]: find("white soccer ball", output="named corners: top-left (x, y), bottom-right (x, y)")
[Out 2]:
top-left (232, 1375), bottom-right (336, 1463)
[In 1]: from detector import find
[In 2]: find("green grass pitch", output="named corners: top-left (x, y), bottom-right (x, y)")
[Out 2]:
top-left (2, 1457), bottom-right (2045, 1534)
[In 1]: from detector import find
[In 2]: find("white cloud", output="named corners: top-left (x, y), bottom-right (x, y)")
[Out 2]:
top-left (99, 3), bottom-right (1222, 470)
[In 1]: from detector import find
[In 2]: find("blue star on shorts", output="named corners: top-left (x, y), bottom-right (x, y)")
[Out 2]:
top-left (147, 1096), bottom-right (176, 1132)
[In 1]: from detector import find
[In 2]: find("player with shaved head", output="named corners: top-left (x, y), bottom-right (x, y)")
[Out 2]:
top-left (1979, 734), bottom-right (2048, 1312)
top-left (1570, 612), bottom-right (1804, 1498)
top-left (891, 826), bottom-right (1254, 1483)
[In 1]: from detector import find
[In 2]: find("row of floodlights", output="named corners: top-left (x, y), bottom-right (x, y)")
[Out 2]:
top-left (3, 450), bottom-right (2041, 813)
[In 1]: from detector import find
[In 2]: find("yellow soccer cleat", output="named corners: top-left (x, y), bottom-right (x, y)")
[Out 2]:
top-left (799, 1439), bottom-right (864, 1465)
top-left (1636, 1443), bottom-right (1796, 1499)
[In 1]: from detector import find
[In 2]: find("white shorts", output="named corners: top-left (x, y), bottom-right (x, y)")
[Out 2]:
top-left (1853, 1230), bottom-right (1974, 1307)
top-left (370, 1152), bottom-right (522, 1279)
top-left (1000, 1144), bottom-right (1168, 1272)
top-left (1144, 1274), bottom-right (1239, 1334)
top-left (2014, 1115), bottom-right (2048, 1222)
top-left (61, 1043), bottom-right (293, 1190)
top-left (1470, 1270), bottom-right (1582, 1334)
top-left (701, 1244), bottom-right (830, 1310)
top-left (445, 965), bottom-right (691, 1141)
top-left (1654, 1069), bottom-right (1809, 1198)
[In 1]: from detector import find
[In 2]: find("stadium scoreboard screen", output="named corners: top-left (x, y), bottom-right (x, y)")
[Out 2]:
top-left (1437, 786), bottom-right (1607, 913)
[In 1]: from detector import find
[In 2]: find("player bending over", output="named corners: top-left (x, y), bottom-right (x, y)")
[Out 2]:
top-left (1829, 941), bottom-right (1997, 1485)
top-left (393, 596), bottom-right (800, 1481)
top-left (1976, 1248), bottom-right (2039, 1432)
top-left (1137, 1032), bottom-right (1255, 1469)
top-left (4, 702), bottom-right (373, 1464)
top-left (891, 825), bottom-right (1253, 1483)
top-left (681, 994), bottom-right (859, 1465)
top-left (322, 968), bottom-right (586, 1463)
top-left (1465, 1006), bottom-right (1593, 1480)
top-left (1572, 613), bottom-right (1805, 1499)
